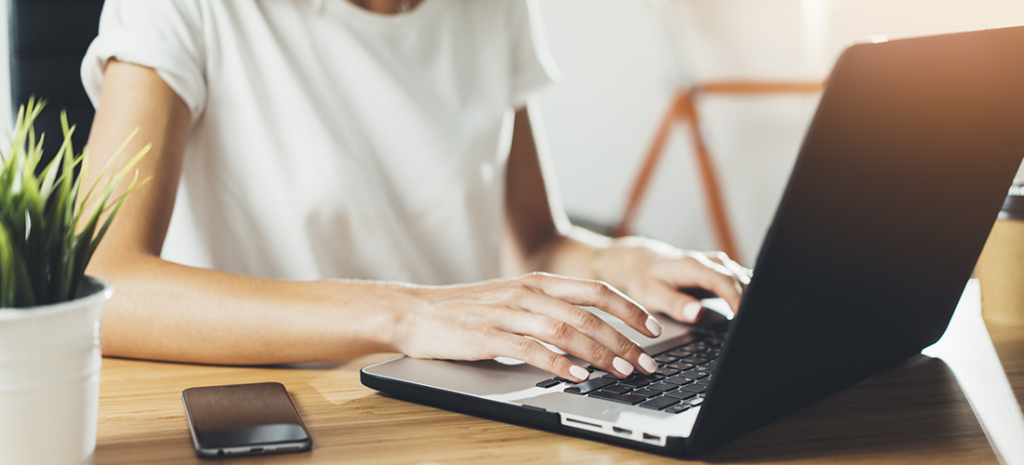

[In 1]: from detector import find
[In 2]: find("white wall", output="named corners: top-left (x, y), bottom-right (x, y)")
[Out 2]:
top-left (536, 0), bottom-right (1024, 265)
top-left (1, 1), bottom-right (1021, 265)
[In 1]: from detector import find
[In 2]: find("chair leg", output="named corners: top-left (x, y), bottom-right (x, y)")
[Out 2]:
top-left (615, 80), bottom-right (824, 261)
top-left (615, 93), bottom-right (687, 237)
top-left (615, 91), bottom-right (741, 262)
top-left (678, 93), bottom-right (740, 261)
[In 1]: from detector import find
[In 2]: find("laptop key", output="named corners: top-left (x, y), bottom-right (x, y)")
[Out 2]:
top-left (602, 384), bottom-right (633, 395)
top-left (563, 377), bottom-right (615, 395)
top-left (653, 355), bottom-right (677, 364)
top-left (631, 372), bottom-right (664, 381)
top-left (618, 378), bottom-right (649, 388)
top-left (640, 396), bottom-right (681, 411)
top-left (646, 382), bottom-right (678, 392)
top-left (678, 370), bottom-right (708, 380)
top-left (665, 349), bottom-right (693, 358)
top-left (679, 383), bottom-right (708, 393)
top-left (656, 367), bottom-right (680, 377)
top-left (689, 397), bottom-right (705, 407)
top-left (680, 356), bottom-right (710, 365)
top-left (631, 388), bottom-right (662, 398)
top-left (589, 391), bottom-right (647, 405)
top-left (535, 378), bottom-right (560, 388)
top-left (665, 404), bottom-right (691, 414)
top-left (665, 390), bottom-right (697, 401)
top-left (664, 376), bottom-right (694, 386)
top-left (667, 362), bottom-right (695, 371)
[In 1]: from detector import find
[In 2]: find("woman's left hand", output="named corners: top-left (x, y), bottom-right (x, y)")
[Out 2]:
top-left (596, 237), bottom-right (751, 323)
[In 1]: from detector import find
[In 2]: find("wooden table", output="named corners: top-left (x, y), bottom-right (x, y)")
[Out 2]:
top-left (95, 281), bottom-right (1024, 464)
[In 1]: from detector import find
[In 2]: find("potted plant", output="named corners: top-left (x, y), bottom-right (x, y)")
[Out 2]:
top-left (0, 98), bottom-right (149, 464)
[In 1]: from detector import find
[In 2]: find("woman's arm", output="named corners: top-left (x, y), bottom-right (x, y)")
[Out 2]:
top-left (504, 103), bottom-right (749, 323)
top-left (86, 60), bottom-right (660, 381)
top-left (86, 60), bottom-right (398, 364)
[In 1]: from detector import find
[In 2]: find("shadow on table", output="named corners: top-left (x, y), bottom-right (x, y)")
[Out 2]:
top-left (303, 355), bottom-right (994, 464)
top-left (703, 355), bottom-right (994, 463)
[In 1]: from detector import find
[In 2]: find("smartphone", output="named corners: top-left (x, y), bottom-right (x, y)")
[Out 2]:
top-left (181, 382), bottom-right (312, 458)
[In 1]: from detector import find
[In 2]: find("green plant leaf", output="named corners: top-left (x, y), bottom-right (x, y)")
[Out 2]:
top-left (1, 97), bottom-right (148, 307)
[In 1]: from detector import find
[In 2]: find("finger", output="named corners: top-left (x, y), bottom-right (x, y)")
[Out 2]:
top-left (691, 270), bottom-right (743, 315)
top-left (690, 252), bottom-right (733, 276)
top-left (502, 311), bottom-right (640, 377)
top-left (490, 332), bottom-right (591, 382)
top-left (722, 257), bottom-right (753, 288)
top-left (521, 272), bottom-right (663, 339)
top-left (642, 279), bottom-right (705, 323)
top-left (499, 295), bottom-right (656, 376)
top-left (672, 255), bottom-right (744, 314)
top-left (710, 251), bottom-right (751, 287)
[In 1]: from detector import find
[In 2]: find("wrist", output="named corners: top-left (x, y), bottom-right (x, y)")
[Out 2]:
top-left (377, 282), bottom-right (422, 355)
top-left (598, 236), bottom-right (679, 291)
top-left (379, 282), bottom-right (450, 357)
top-left (327, 279), bottom-right (422, 356)
top-left (593, 237), bottom-right (641, 290)
top-left (590, 246), bottom-right (607, 281)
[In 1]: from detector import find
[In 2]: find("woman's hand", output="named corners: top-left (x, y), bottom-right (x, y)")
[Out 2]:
top-left (597, 237), bottom-right (751, 323)
top-left (392, 272), bottom-right (663, 382)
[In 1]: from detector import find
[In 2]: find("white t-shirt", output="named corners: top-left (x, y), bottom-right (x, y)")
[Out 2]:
top-left (82, 0), bottom-right (558, 284)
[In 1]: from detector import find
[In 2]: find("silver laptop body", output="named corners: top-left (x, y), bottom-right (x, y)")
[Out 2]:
top-left (362, 25), bottom-right (1024, 456)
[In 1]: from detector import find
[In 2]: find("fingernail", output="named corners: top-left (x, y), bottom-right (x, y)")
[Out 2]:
top-left (569, 365), bottom-right (590, 382)
top-left (683, 302), bottom-right (704, 321)
top-left (645, 316), bottom-right (663, 338)
top-left (638, 354), bottom-right (658, 373)
top-left (612, 357), bottom-right (634, 376)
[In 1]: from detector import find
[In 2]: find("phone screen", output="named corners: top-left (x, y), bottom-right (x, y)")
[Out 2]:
top-left (181, 382), bottom-right (312, 457)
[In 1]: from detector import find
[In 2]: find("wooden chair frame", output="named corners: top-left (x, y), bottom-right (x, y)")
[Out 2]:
top-left (614, 80), bottom-right (825, 262)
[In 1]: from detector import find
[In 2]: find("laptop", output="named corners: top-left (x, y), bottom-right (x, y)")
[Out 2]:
top-left (361, 25), bottom-right (1024, 457)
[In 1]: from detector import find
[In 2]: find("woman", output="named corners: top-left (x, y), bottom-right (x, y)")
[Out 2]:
top-left (81, 0), bottom-right (748, 383)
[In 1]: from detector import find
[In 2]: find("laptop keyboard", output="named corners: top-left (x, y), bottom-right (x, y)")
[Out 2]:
top-left (534, 325), bottom-right (727, 414)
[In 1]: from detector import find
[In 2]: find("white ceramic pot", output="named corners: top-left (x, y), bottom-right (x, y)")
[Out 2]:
top-left (0, 277), bottom-right (112, 465)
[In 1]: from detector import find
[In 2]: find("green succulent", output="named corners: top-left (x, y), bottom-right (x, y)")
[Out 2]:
top-left (0, 97), bottom-right (149, 308)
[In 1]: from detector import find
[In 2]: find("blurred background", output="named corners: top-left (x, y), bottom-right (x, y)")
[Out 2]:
top-left (533, 0), bottom-right (1024, 265)
top-left (1, 0), bottom-right (1023, 265)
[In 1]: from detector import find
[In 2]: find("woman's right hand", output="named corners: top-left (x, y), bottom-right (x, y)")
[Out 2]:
top-left (392, 272), bottom-right (663, 382)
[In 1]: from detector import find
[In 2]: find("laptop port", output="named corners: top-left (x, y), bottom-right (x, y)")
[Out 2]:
top-left (565, 417), bottom-right (602, 429)
top-left (613, 427), bottom-right (632, 436)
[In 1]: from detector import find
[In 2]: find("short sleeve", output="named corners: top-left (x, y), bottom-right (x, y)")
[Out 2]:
top-left (81, 0), bottom-right (208, 125)
top-left (509, 0), bottom-right (561, 108)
